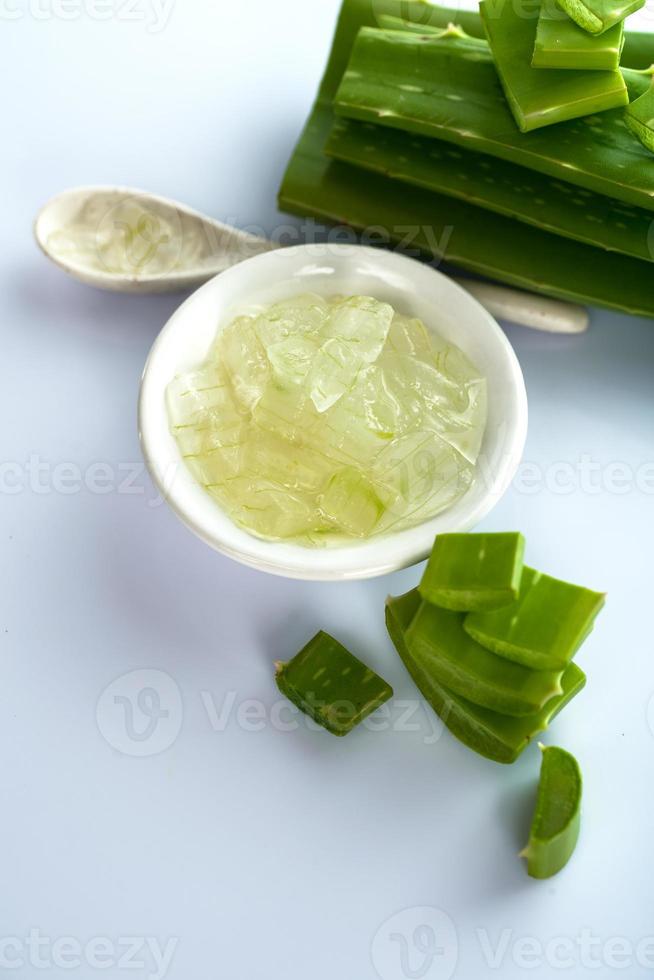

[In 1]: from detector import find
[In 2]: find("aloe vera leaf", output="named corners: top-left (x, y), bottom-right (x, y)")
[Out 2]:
top-left (275, 631), bottom-right (393, 736)
top-left (405, 600), bottom-right (564, 717)
top-left (465, 567), bottom-right (606, 671)
top-left (626, 76), bottom-right (654, 153)
top-left (386, 591), bottom-right (586, 764)
top-left (369, 0), bottom-right (654, 68)
top-left (278, 0), bottom-right (654, 315)
top-left (480, 0), bottom-right (628, 131)
top-left (325, 117), bottom-right (654, 263)
top-left (333, 27), bottom-right (654, 210)
top-left (419, 533), bottom-right (525, 612)
top-left (532, 5), bottom-right (624, 69)
top-left (557, 0), bottom-right (644, 34)
top-left (521, 746), bottom-right (582, 878)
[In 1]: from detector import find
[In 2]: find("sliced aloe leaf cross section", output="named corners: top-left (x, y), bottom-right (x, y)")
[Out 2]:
top-left (532, 5), bottom-right (624, 70)
top-left (405, 600), bottom-right (565, 717)
top-left (464, 567), bottom-right (606, 671)
top-left (419, 532), bottom-right (525, 612)
top-left (386, 591), bottom-right (587, 765)
top-left (522, 745), bottom-right (582, 878)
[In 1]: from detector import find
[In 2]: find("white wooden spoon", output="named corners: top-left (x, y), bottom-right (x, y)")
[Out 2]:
top-left (34, 185), bottom-right (589, 334)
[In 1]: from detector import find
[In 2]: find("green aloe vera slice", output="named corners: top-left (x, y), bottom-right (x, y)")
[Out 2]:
top-left (333, 27), bottom-right (654, 210)
top-left (532, 5), bottom-right (624, 69)
top-left (557, 0), bottom-right (644, 34)
top-left (419, 533), bottom-right (525, 612)
top-left (278, 0), bottom-right (654, 315)
top-left (405, 601), bottom-right (564, 717)
top-left (626, 77), bottom-right (654, 153)
top-left (386, 591), bottom-right (586, 764)
top-left (325, 117), bottom-right (654, 263)
top-left (521, 745), bottom-right (582, 878)
top-left (480, 0), bottom-right (627, 131)
top-left (465, 567), bottom-right (606, 671)
top-left (275, 631), bottom-right (393, 736)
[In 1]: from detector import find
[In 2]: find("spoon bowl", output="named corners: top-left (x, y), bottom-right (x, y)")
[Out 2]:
top-left (34, 185), bottom-right (274, 294)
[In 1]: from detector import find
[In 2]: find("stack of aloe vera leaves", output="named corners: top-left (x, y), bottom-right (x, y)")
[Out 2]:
top-left (278, 0), bottom-right (654, 316)
top-left (386, 533), bottom-right (605, 764)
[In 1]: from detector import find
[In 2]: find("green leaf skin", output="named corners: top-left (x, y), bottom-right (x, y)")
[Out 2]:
top-left (405, 601), bottom-right (564, 717)
top-left (557, 0), bottom-right (644, 35)
top-left (278, 0), bottom-right (654, 316)
top-left (334, 28), bottom-right (651, 208)
top-left (275, 631), bottom-right (393, 736)
top-left (532, 5), bottom-right (624, 69)
top-left (480, 0), bottom-right (628, 131)
top-left (626, 79), bottom-right (654, 154)
top-left (419, 533), bottom-right (525, 612)
top-left (465, 567), bottom-right (606, 671)
top-left (386, 591), bottom-right (586, 764)
top-left (522, 745), bottom-right (582, 879)
top-left (325, 117), bottom-right (654, 263)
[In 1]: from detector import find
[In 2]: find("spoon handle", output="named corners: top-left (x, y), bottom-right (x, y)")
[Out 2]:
top-left (453, 278), bottom-right (589, 334)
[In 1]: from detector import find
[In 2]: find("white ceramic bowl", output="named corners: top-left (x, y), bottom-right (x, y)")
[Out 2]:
top-left (139, 244), bottom-right (528, 581)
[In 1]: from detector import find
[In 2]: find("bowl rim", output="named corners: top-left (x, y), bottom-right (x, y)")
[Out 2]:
top-left (138, 243), bottom-right (528, 581)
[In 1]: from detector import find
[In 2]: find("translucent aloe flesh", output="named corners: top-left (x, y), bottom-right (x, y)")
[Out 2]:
top-left (386, 591), bottom-right (587, 765)
top-left (405, 601), bottom-right (564, 717)
top-left (325, 118), bottom-right (654, 263)
top-left (278, 0), bottom-right (654, 315)
top-left (532, 6), bottom-right (624, 69)
top-left (419, 533), bottom-right (525, 612)
top-left (480, 0), bottom-right (628, 131)
top-left (275, 631), bottom-right (393, 736)
top-left (168, 295), bottom-right (486, 544)
top-left (557, 0), bottom-right (644, 34)
top-left (521, 746), bottom-right (582, 878)
top-left (334, 27), bottom-right (654, 210)
top-left (626, 77), bottom-right (654, 153)
top-left (465, 567), bottom-right (606, 671)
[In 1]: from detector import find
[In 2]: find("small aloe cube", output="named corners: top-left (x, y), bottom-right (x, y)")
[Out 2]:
top-left (465, 567), bottom-right (606, 670)
top-left (405, 601), bottom-right (564, 717)
top-left (532, 5), bottom-right (624, 70)
top-left (419, 532), bottom-right (525, 612)
top-left (275, 631), bottom-right (393, 736)
top-left (386, 591), bottom-right (587, 765)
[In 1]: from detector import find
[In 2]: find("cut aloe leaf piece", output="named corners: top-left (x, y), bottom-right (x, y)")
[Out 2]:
top-left (521, 745), bottom-right (582, 878)
top-left (386, 592), bottom-right (586, 765)
top-left (626, 77), bottom-right (654, 154)
top-left (532, 6), bottom-right (624, 69)
top-left (465, 567), bottom-right (606, 671)
top-left (405, 601), bottom-right (564, 717)
top-left (557, 0), bottom-right (644, 34)
top-left (275, 631), bottom-right (393, 736)
top-left (333, 26), bottom-right (653, 210)
top-left (480, 0), bottom-right (627, 131)
top-left (325, 117), bottom-right (654, 264)
top-left (419, 533), bottom-right (525, 612)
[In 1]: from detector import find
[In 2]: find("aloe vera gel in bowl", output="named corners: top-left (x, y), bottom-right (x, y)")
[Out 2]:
top-left (166, 293), bottom-right (488, 546)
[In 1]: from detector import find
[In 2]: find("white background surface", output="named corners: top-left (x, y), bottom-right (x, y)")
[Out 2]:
top-left (3, 2), bottom-right (654, 978)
